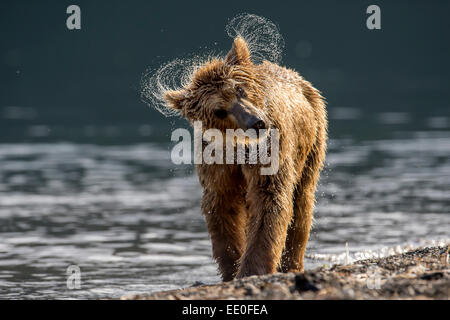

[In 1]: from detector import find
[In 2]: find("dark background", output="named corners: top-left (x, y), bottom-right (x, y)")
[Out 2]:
top-left (1, 0), bottom-right (449, 143)
top-left (0, 1), bottom-right (449, 300)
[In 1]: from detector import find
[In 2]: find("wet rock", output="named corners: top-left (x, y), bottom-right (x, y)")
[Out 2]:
top-left (420, 272), bottom-right (444, 281)
top-left (244, 284), bottom-right (260, 296)
top-left (119, 246), bottom-right (449, 300)
top-left (191, 281), bottom-right (206, 287)
top-left (294, 274), bottom-right (319, 292)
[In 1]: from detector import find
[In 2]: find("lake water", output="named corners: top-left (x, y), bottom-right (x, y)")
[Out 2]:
top-left (0, 109), bottom-right (449, 299)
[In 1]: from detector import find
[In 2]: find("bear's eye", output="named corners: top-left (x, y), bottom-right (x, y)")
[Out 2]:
top-left (214, 109), bottom-right (228, 119)
top-left (236, 86), bottom-right (246, 98)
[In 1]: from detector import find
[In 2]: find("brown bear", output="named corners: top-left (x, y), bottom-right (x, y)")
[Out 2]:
top-left (163, 36), bottom-right (327, 281)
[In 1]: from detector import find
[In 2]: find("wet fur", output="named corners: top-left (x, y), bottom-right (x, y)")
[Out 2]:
top-left (164, 36), bottom-right (327, 281)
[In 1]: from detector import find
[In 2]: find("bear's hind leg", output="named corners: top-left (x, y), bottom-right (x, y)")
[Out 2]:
top-left (279, 182), bottom-right (314, 273)
top-left (280, 140), bottom-right (325, 273)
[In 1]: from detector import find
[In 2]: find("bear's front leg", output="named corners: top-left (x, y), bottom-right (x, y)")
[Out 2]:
top-left (236, 168), bottom-right (296, 278)
top-left (202, 188), bottom-right (247, 281)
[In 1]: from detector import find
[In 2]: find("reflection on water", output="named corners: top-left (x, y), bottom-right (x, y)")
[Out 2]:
top-left (0, 116), bottom-right (449, 299)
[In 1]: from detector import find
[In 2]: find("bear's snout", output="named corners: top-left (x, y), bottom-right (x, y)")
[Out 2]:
top-left (247, 117), bottom-right (266, 130)
top-left (229, 102), bottom-right (266, 131)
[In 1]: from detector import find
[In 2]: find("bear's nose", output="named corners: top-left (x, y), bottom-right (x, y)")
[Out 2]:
top-left (247, 117), bottom-right (266, 130)
top-left (251, 119), bottom-right (266, 130)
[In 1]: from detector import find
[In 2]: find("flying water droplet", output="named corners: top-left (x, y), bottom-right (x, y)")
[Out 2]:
top-left (225, 13), bottom-right (285, 65)
top-left (141, 13), bottom-right (285, 116)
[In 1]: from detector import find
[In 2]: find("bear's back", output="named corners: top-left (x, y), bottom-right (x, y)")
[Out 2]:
top-left (257, 61), bottom-right (325, 116)
top-left (257, 60), bottom-right (304, 89)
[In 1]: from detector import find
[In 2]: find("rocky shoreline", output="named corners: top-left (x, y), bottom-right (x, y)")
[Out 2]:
top-left (121, 246), bottom-right (449, 300)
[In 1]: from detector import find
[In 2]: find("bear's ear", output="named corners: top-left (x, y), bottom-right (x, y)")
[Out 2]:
top-left (163, 89), bottom-right (186, 110)
top-left (225, 36), bottom-right (252, 66)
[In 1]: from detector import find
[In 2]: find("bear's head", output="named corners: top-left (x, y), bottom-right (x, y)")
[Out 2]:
top-left (163, 36), bottom-right (268, 132)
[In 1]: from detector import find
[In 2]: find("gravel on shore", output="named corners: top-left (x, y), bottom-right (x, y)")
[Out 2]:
top-left (121, 246), bottom-right (449, 300)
